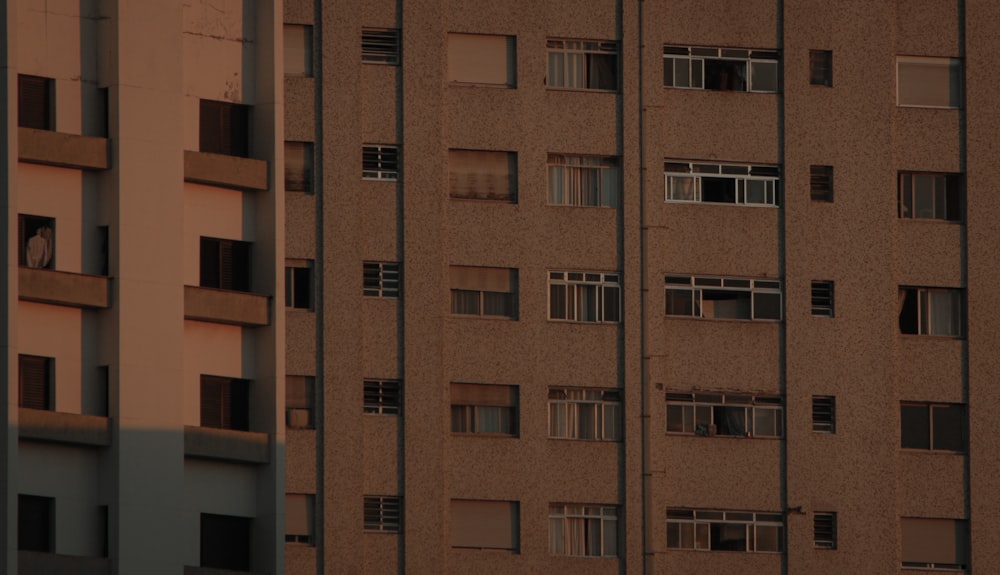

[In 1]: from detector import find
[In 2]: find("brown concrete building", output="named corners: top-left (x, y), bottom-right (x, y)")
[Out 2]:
top-left (4, 0), bottom-right (998, 574)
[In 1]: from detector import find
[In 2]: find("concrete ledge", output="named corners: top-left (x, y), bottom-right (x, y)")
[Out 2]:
top-left (184, 150), bottom-right (269, 191)
top-left (18, 127), bottom-right (109, 170)
top-left (19, 408), bottom-right (111, 447)
top-left (19, 267), bottom-right (110, 309)
top-left (184, 285), bottom-right (270, 327)
top-left (19, 551), bottom-right (110, 575)
top-left (184, 425), bottom-right (270, 464)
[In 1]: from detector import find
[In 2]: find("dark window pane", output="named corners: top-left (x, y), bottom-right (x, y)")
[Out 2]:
top-left (201, 513), bottom-right (251, 571)
top-left (901, 405), bottom-right (931, 449)
top-left (899, 289), bottom-right (919, 334)
top-left (701, 177), bottom-right (737, 203)
top-left (932, 405), bottom-right (966, 452)
top-left (18, 495), bottom-right (53, 552)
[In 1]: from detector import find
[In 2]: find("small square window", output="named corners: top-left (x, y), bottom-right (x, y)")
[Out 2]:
top-left (200, 237), bottom-right (252, 292)
top-left (201, 513), bottom-right (251, 571)
top-left (285, 259), bottom-right (313, 310)
top-left (363, 261), bottom-right (400, 298)
top-left (814, 512), bottom-right (837, 549)
top-left (18, 75), bottom-right (53, 130)
top-left (364, 496), bottom-right (401, 532)
top-left (812, 396), bottom-right (835, 433)
top-left (363, 29), bottom-right (400, 65)
top-left (810, 50), bottom-right (833, 87)
top-left (199, 99), bottom-right (251, 157)
top-left (200, 375), bottom-right (250, 431)
top-left (18, 214), bottom-right (55, 269)
top-left (362, 145), bottom-right (399, 181)
top-left (810, 165), bottom-right (834, 202)
top-left (811, 280), bottom-right (834, 317)
top-left (364, 379), bottom-right (400, 415)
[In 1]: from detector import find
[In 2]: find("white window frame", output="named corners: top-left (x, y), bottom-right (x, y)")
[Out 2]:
top-left (663, 46), bottom-right (779, 93)
top-left (363, 261), bottom-right (400, 298)
top-left (548, 271), bottom-right (621, 323)
top-left (362, 145), bottom-right (399, 181)
top-left (666, 392), bottom-right (783, 438)
top-left (664, 161), bottom-right (779, 207)
top-left (547, 39), bottom-right (619, 91)
top-left (666, 275), bottom-right (782, 321)
top-left (667, 508), bottom-right (784, 553)
top-left (364, 496), bottom-right (401, 533)
top-left (548, 388), bottom-right (621, 441)
top-left (548, 154), bottom-right (620, 208)
top-left (548, 504), bottom-right (618, 557)
top-left (899, 287), bottom-right (962, 337)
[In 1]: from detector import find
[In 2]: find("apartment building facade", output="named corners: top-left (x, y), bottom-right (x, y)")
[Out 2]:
top-left (5, 0), bottom-right (1000, 574)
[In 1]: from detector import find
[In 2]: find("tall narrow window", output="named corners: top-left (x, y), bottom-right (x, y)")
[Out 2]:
top-left (201, 513), bottom-right (251, 571)
top-left (898, 172), bottom-right (961, 221)
top-left (814, 512), bottom-right (837, 549)
top-left (284, 25), bottom-right (313, 77)
top-left (18, 355), bottom-right (53, 411)
top-left (449, 149), bottom-right (517, 202)
top-left (451, 383), bottom-right (518, 436)
top-left (548, 154), bottom-right (620, 208)
top-left (547, 39), bottom-right (618, 91)
top-left (810, 165), bottom-right (834, 202)
top-left (363, 261), bottom-right (400, 298)
top-left (364, 496), bottom-right (401, 533)
top-left (363, 28), bottom-right (401, 65)
top-left (18, 495), bottom-right (54, 552)
top-left (285, 259), bottom-right (313, 310)
top-left (285, 141), bottom-right (313, 193)
top-left (200, 99), bottom-right (250, 157)
top-left (811, 280), bottom-right (835, 317)
top-left (286, 375), bottom-right (315, 429)
top-left (285, 494), bottom-right (315, 545)
top-left (18, 75), bottom-right (53, 130)
top-left (810, 50), bottom-right (833, 86)
top-left (449, 266), bottom-right (517, 318)
top-left (18, 214), bottom-right (55, 269)
top-left (549, 271), bottom-right (621, 323)
top-left (548, 504), bottom-right (618, 557)
top-left (200, 375), bottom-right (250, 431)
top-left (200, 237), bottom-right (252, 292)
top-left (812, 396), bottom-right (836, 433)
top-left (448, 34), bottom-right (516, 86)
top-left (898, 287), bottom-right (963, 337)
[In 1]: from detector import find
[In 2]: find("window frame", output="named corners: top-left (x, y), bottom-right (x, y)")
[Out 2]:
top-left (199, 99), bottom-right (251, 158)
top-left (18, 354), bottom-right (53, 411)
top-left (665, 275), bottom-right (782, 321)
top-left (898, 172), bottom-right (962, 222)
top-left (286, 375), bottom-right (315, 430)
top-left (901, 517), bottom-right (968, 571)
top-left (809, 50), bottom-right (833, 87)
top-left (900, 402), bottom-right (967, 453)
top-left (364, 379), bottom-right (401, 415)
top-left (663, 46), bottom-right (780, 93)
top-left (665, 392), bottom-right (783, 439)
top-left (284, 141), bottom-right (314, 193)
top-left (448, 149), bottom-right (518, 202)
top-left (811, 280), bottom-right (835, 317)
top-left (548, 388), bottom-right (622, 442)
top-left (362, 145), bottom-right (399, 181)
top-left (896, 56), bottom-right (962, 109)
top-left (810, 165), bottom-right (834, 202)
top-left (667, 508), bottom-right (785, 553)
top-left (362, 28), bottom-right (400, 65)
top-left (547, 154), bottom-right (620, 208)
top-left (813, 512), bottom-right (837, 549)
top-left (200, 375), bottom-right (250, 431)
top-left (812, 395), bottom-right (836, 434)
top-left (363, 261), bottom-right (401, 299)
top-left (285, 493), bottom-right (316, 546)
top-left (199, 236), bottom-right (252, 293)
top-left (285, 259), bottom-right (314, 310)
top-left (283, 24), bottom-right (314, 77)
top-left (364, 496), bottom-right (401, 533)
top-left (548, 503), bottom-right (619, 557)
top-left (898, 286), bottom-right (963, 337)
top-left (18, 214), bottom-right (56, 269)
top-left (449, 266), bottom-right (518, 319)
top-left (18, 74), bottom-right (54, 130)
top-left (664, 161), bottom-right (780, 207)
top-left (546, 38), bottom-right (619, 92)
top-left (548, 270), bottom-right (621, 323)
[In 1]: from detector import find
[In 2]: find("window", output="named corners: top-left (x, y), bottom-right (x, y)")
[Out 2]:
top-left (362, 145), bottom-right (398, 181)
top-left (901, 403), bottom-right (966, 452)
top-left (447, 33), bottom-right (516, 86)
top-left (200, 237), bottom-right (251, 292)
top-left (18, 355), bottom-right (52, 411)
top-left (199, 99), bottom-right (250, 157)
top-left (18, 214), bottom-right (55, 269)
top-left (810, 50), bottom-right (833, 86)
top-left (897, 57), bottom-right (962, 108)
top-left (201, 513), bottom-right (251, 571)
top-left (450, 266), bottom-right (517, 318)
top-left (548, 154), bottom-right (620, 208)
top-left (901, 518), bottom-right (968, 571)
top-left (200, 375), bottom-right (249, 431)
top-left (18, 495), bottom-right (53, 552)
top-left (364, 379), bottom-right (400, 415)
top-left (667, 508), bottom-right (784, 553)
top-left (812, 396), bottom-right (836, 433)
top-left (285, 141), bottom-right (313, 192)
top-left (286, 375), bottom-right (315, 429)
top-left (363, 28), bottom-right (400, 65)
top-left (664, 161), bottom-right (779, 206)
top-left (548, 504), bottom-right (618, 557)
top-left (285, 259), bottom-right (313, 310)
top-left (284, 24), bottom-right (313, 76)
top-left (810, 165), bottom-right (834, 202)
top-left (549, 388), bottom-right (621, 441)
top-left (451, 383), bottom-right (517, 436)
top-left (364, 496), bottom-right (401, 533)
top-left (547, 39), bottom-right (618, 91)
top-left (18, 75), bottom-right (53, 130)
top-left (899, 172), bottom-right (961, 221)
top-left (285, 494), bottom-right (315, 545)
top-left (666, 392), bottom-right (783, 438)
top-left (451, 500), bottom-right (518, 550)
top-left (548, 271), bottom-right (621, 323)
top-left (663, 46), bottom-right (779, 93)
top-left (363, 261), bottom-right (400, 298)
top-left (898, 287), bottom-right (962, 337)
top-left (811, 280), bottom-right (835, 317)
top-left (814, 512), bottom-right (836, 549)
top-left (449, 149), bottom-right (517, 202)
top-left (665, 275), bottom-right (782, 321)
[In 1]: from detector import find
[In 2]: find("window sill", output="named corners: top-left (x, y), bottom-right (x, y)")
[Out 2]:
top-left (897, 333), bottom-right (963, 340)
top-left (900, 448), bottom-right (966, 455)
top-left (452, 432), bottom-right (519, 439)
top-left (449, 81), bottom-right (516, 89)
top-left (665, 315), bottom-right (782, 323)
top-left (18, 127), bottom-right (109, 170)
top-left (184, 285), bottom-right (270, 327)
top-left (18, 408), bottom-right (111, 447)
top-left (184, 150), bottom-right (269, 191)
top-left (665, 432), bottom-right (782, 440)
top-left (19, 267), bottom-right (111, 309)
top-left (546, 87), bottom-right (619, 94)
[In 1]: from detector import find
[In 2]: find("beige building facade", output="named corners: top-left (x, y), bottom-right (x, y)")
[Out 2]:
top-left (4, 0), bottom-right (999, 574)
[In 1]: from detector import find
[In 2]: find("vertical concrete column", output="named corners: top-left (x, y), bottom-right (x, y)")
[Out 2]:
top-left (101, 1), bottom-right (186, 573)
top-left (401, 0), bottom-right (448, 572)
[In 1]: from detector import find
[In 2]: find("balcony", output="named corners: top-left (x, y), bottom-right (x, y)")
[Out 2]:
top-left (184, 150), bottom-right (269, 191)
top-left (184, 425), bottom-right (270, 464)
top-left (18, 127), bottom-right (109, 170)
top-left (184, 285), bottom-right (270, 327)
top-left (18, 408), bottom-right (111, 447)
top-left (18, 267), bottom-right (110, 309)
